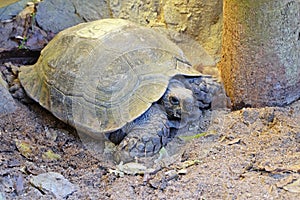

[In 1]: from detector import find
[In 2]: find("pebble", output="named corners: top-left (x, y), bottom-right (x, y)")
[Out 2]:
top-left (0, 192), bottom-right (6, 200)
top-left (177, 168), bottom-right (188, 175)
top-left (30, 172), bottom-right (77, 199)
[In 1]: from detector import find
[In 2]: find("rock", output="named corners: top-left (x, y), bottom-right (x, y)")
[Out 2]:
top-left (0, 76), bottom-right (17, 115)
top-left (14, 174), bottom-right (24, 195)
top-left (109, 0), bottom-right (160, 25)
top-left (162, 0), bottom-right (223, 60)
top-left (109, 0), bottom-right (223, 60)
top-left (1, 0), bottom-right (222, 60)
top-left (0, 3), bottom-right (49, 53)
top-left (36, 0), bottom-right (110, 33)
top-left (0, 0), bottom-right (32, 21)
top-left (0, 192), bottom-right (5, 200)
top-left (153, 27), bottom-right (216, 68)
top-left (165, 169), bottom-right (178, 179)
top-left (30, 172), bottom-right (77, 199)
top-left (72, 0), bottom-right (110, 21)
top-left (34, 0), bottom-right (222, 59)
top-left (113, 162), bottom-right (156, 176)
top-left (36, 0), bottom-right (84, 33)
top-left (0, 174), bottom-right (14, 196)
top-left (15, 140), bottom-right (34, 159)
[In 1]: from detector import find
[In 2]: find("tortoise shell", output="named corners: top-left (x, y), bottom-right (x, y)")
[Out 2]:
top-left (19, 18), bottom-right (200, 137)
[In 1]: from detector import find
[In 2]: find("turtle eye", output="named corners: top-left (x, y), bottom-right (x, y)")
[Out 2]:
top-left (169, 96), bottom-right (180, 105)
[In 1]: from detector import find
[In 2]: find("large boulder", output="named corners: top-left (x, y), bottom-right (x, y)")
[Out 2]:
top-left (35, 0), bottom-right (222, 60)
top-left (35, 0), bottom-right (110, 33)
top-left (109, 0), bottom-right (223, 61)
top-left (0, 0), bottom-right (32, 21)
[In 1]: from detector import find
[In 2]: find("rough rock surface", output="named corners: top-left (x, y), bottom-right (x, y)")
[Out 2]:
top-left (0, 75), bottom-right (16, 115)
top-left (36, 0), bottom-right (111, 33)
top-left (30, 172), bottom-right (78, 198)
top-left (0, 3), bottom-right (49, 53)
top-left (35, 0), bottom-right (222, 60)
top-left (109, 0), bottom-right (223, 60)
top-left (35, 0), bottom-right (84, 33)
top-left (220, 0), bottom-right (300, 108)
top-left (0, 0), bottom-right (32, 21)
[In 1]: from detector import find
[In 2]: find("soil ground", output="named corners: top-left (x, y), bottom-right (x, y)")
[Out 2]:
top-left (0, 95), bottom-right (299, 199)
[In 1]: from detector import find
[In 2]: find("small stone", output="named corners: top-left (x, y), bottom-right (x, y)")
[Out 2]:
top-left (0, 77), bottom-right (17, 115)
top-left (7, 159), bottom-right (20, 168)
top-left (15, 174), bottom-right (24, 195)
top-left (177, 168), bottom-right (188, 175)
top-left (165, 170), bottom-right (178, 180)
top-left (30, 172), bottom-right (77, 199)
top-left (149, 176), bottom-right (169, 190)
top-left (163, 5), bottom-right (180, 25)
top-left (295, 132), bottom-right (300, 143)
top-left (142, 136), bottom-right (150, 142)
top-left (152, 137), bottom-right (161, 147)
top-left (149, 179), bottom-right (160, 189)
top-left (116, 162), bottom-right (154, 175)
top-left (45, 128), bottom-right (58, 142)
top-left (0, 192), bottom-right (5, 200)
top-left (27, 2), bottom-right (34, 6)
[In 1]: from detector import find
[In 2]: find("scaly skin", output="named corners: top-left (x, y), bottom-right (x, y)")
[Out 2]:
top-left (111, 76), bottom-right (221, 162)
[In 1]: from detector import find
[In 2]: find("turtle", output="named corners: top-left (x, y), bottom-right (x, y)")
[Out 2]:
top-left (18, 18), bottom-right (214, 161)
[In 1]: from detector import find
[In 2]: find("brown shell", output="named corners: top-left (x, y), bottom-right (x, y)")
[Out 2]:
top-left (19, 19), bottom-right (201, 137)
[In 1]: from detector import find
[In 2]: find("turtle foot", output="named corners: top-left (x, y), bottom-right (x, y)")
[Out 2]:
top-left (113, 104), bottom-right (171, 162)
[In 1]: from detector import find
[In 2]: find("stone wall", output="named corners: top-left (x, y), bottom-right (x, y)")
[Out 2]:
top-left (35, 0), bottom-right (223, 61)
top-left (109, 0), bottom-right (223, 61)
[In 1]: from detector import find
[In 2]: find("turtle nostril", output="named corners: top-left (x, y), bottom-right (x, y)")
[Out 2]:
top-left (175, 109), bottom-right (181, 118)
top-left (169, 96), bottom-right (180, 105)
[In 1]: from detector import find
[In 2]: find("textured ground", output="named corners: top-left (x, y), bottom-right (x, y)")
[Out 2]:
top-left (0, 97), bottom-right (299, 199)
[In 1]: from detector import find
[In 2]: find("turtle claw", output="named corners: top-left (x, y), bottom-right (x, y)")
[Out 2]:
top-left (113, 104), bottom-right (170, 162)
top-left (129, 136), bottom-right (163, 157)
top-left (115, 132), bottom-right (164, 162)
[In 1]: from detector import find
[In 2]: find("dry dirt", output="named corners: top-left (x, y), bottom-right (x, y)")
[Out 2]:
top-left (0, 93), bottom-right (300, 199)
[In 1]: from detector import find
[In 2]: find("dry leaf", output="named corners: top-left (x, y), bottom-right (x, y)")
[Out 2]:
top-left (276, 176), bottom-right (295, 188)
top-left (42, 150), bottom-right (61, 161)
top-left (283, 179), bottom-right (300, 193)
top-left (226, 138), bottom-right (241, 145)
top-left (15, 140), bottom-right (33, 159)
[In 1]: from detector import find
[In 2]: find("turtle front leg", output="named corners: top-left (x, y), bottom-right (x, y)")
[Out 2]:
top-left (113, 104), bottom-right (171, 162)
top-left (187, 76), bottom-right (227, 110)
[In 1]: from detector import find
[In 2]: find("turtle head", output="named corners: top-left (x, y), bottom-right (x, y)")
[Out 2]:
top-left (161, 78), bottom-right (201, 128)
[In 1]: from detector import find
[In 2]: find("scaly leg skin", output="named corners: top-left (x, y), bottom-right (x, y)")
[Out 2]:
top-left (113, 104), bottom-right (171, 163)
top-left (187, 76), bottom-right (227, 110)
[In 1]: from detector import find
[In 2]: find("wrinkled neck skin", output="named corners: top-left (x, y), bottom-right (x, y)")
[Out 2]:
top-left (161, 76), bottom-right (201, 129)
